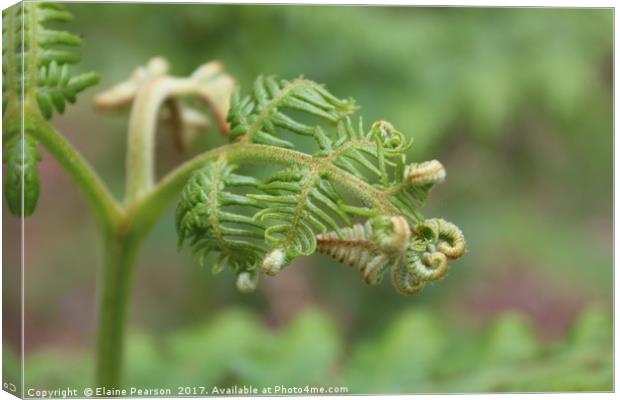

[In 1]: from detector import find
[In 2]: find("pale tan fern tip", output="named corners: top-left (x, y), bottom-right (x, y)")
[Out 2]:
top-left (406, 160), bottom-right (446, 186)
top-left (93, 57), bottom-right (235, 148)
top-left (93, 57), bottom-right (170, 110)
top-left (262, 249), bottom-right (286, 276)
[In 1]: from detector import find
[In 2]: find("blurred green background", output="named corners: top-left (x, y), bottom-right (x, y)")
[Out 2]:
top-left (3, 4), bottom-right (613, 393)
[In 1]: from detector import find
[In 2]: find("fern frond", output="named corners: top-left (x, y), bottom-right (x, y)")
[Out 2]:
top-left (3, 135), bottom-right (42, 216)
top-left (175, 158), bottom-right (267, 291)
top-left (227, 75), bottom-right (357, 148)
top-left (178, 75), bottom-right (465, 294)
top-left (2, 2), bottom-right (99, 119)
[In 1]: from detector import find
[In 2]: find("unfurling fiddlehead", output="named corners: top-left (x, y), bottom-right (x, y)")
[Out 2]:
top-left (422, 218), bottom-right (467, 260)
top-left (393, 218), bottom-right (466, 295)
top-left (2, 3), bottom-right (98, 217)
top-left (176, 75), bottom-right (466, 295)
top-left (3, 135), bottom-right (42, 216)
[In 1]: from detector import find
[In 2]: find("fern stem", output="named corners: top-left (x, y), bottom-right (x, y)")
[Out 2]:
top-left (130, 143), bottom-right (397, 240)
top-left (22, 114), bottom-right (122, 232)
top-left (125, 76), bottom-right (212, 203)
top-left (95, 232), bottom-right (141, 388)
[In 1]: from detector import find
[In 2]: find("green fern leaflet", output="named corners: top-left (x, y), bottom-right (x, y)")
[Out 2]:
top-left (2, 2), bottom-right (99, 119)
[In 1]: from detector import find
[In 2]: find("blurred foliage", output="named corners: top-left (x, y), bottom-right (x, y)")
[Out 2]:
top-left (346, 307), bottom-right (612, 392)
top-left (70, 5), bottom-right (612, 168)
top-left (13, 307), bottom-right (611, 393)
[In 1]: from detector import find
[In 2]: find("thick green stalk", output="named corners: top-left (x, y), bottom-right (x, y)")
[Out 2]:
top-left (14, 112), bottom-right (132, 387)
top-left (95, 230), bottom-right (141, 388)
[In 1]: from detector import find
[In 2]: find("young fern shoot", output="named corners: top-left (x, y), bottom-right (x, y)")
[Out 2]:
top-left (176, 76), bottom-right (466, 295)
top-left (3, 1), bottom-right (466, 388)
